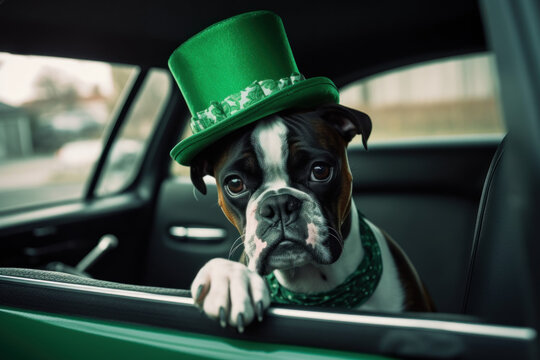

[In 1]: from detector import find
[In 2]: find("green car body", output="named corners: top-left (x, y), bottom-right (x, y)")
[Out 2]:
top-left (0, 307), bottom-right (389, 360)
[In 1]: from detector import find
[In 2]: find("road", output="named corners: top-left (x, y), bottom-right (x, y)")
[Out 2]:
top-left (0, 156), bottom-right (86, 212)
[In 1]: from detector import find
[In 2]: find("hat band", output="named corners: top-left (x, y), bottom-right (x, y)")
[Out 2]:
top-left (190, 72), bottom-right (305, 134)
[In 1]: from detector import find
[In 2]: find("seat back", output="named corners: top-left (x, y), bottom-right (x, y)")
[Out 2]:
top-left (462, 136), bottom-right (537, 326)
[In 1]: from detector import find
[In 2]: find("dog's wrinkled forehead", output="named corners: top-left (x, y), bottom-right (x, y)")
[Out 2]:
top-left (211, 117), bottom-right (284, 190)
top-left (254, 118), bottom-right (287, 158)
top-left (190, 104), bottom-right (372, 195)
top-left (215, 114), bottom-right (337, 181)
top-left (250, 117), bottom-right (289, 185)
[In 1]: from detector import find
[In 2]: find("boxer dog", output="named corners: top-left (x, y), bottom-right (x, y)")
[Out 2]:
top-left (189, 104), bottom-right (433, 332)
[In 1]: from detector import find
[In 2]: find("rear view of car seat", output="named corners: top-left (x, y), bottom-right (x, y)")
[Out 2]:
top-left (462, 136), bottom-right (538, 327)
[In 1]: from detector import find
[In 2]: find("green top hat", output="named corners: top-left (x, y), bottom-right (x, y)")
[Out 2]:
top-left (168, 10), bottom-right (340, 165)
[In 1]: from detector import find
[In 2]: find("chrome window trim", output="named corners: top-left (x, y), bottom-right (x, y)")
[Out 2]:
top-left (0, 274), bottom-right (535, 341)
top-left (270, 308), bottom-right (535, 340)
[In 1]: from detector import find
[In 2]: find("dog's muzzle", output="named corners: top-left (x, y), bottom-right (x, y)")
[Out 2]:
top-left (250, 192), bottom-right (325, 274)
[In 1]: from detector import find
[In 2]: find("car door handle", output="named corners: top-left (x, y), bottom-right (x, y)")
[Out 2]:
top-left (169, 226), bottom-right (227, 242)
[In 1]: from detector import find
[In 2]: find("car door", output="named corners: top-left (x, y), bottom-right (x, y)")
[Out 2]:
top-left (0, 266), bottom-right (536, 359)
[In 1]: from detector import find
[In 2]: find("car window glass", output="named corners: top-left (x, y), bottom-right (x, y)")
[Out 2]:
top-left (0, 53), bottom-right (169, 212)
top-left (96, 69), bottom-right (171, 196)
top-left (341, 53), bottom-right (505, 144)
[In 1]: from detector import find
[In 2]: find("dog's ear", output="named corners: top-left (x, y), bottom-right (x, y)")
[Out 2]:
top-left (190, 155), bottom-right (213, 195)
top-left (318, 104), bottom-right (372, 149)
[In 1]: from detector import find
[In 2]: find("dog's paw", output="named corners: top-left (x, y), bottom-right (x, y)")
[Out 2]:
top-left (191, 258), bottom-right (271, 332)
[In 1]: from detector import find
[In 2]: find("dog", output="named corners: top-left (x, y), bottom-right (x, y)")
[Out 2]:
top-left (189, 104), bottom-right (434, 332)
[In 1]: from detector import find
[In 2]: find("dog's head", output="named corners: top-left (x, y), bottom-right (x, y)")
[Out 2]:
top-left (190, 104), bottom-right (371, 275)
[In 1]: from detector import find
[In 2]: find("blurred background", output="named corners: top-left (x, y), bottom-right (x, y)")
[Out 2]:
top-left (0, 53), bottom-right (170, 212)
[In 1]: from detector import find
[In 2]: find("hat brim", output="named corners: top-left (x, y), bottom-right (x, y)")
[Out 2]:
top-left (170, 76), bottom-right (339, 166)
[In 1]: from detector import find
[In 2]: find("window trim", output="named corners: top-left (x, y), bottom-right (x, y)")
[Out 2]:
top-left (84, 67), bottom-right (148, 200)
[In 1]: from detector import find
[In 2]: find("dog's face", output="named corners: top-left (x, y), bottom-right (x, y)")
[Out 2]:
top-left (191, 104), bottom-right (371, 275)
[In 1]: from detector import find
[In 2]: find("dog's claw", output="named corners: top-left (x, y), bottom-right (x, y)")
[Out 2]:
top-left (195, 284), bottom-right (204, 303)
top-left (237, 313), bottom-right (244, 333)
top-left (219, 307), bottom-right (227, 328)
top-left (256, 301), bottom-right (264, 322)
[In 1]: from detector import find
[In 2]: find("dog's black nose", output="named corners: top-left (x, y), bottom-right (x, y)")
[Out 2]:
top-left (259, 195), bottom-right (301, 224)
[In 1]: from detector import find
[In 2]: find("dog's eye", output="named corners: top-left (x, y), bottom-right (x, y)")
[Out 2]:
top-left (225, 176), bottom-right (246, 195)
top-left (310, 162), bottom-right (333, 182)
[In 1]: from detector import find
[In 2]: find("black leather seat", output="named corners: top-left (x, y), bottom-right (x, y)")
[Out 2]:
top-left (462, 136), bottom-right (538, 328)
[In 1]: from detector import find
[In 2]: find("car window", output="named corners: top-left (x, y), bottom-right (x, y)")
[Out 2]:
top-left (341, 53), bottom-right (505, 144)
top-left (0, 53), bottom-right (169, 212)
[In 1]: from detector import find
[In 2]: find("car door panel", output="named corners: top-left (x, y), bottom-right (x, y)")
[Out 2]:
top-left (0, 193), bottom-right (153, 284)
top-left (143, 179), bottom-right (239, 288)
top-left (0, 269), bottom-right (535, 360)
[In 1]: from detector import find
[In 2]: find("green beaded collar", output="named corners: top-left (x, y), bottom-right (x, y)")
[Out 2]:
top-left (266, 213), bottom-right (383, 308)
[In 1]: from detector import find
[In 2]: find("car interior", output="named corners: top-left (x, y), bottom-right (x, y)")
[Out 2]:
top-left (0, 0), bottom-right (539, 359)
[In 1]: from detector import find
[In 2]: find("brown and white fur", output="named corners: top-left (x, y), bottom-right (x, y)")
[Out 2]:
top-left (189, 104), bottom-right (433, 332)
